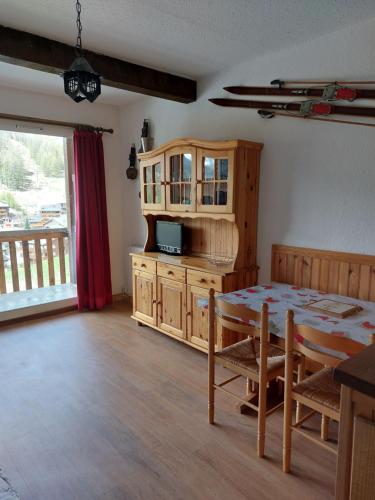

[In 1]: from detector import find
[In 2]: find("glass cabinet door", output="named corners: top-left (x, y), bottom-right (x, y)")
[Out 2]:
top-left (165, 147), bottom-right (196, 212)
top-left (140, 154), bottom-right (165, 210)
top-left (197, 149), bottom-right (234, 213)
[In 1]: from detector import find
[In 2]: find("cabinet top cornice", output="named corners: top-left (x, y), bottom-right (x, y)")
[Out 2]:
top-left (138, 137), bottom-right (263, 159)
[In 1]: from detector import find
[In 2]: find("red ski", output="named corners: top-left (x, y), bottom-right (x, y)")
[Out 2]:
top-left (224, 84), bottom-right (375, 101)
top-left (209, 98), bottom-right (375, 118)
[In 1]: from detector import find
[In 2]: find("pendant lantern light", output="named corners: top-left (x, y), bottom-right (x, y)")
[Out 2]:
top-left (63, 0), bottom-right (101, 103)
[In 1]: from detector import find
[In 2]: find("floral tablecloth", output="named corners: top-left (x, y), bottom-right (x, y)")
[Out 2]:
top-left (200, 282), bottom-right (375, 346)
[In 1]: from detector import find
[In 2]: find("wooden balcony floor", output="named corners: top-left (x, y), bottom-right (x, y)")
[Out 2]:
top-left (0, 303), bottom-right (336, 500)
top-left (0, 283), bottom-right (77, 321)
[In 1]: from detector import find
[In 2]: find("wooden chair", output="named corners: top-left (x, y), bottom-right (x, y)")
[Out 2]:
top-left (283, 309), bottom-right (369, 473)
top-left (208, 289), bottom-right (286, 458)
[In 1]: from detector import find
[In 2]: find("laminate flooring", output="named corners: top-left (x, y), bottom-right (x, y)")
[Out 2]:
top-left (0, 303), bottom-right (336, 500)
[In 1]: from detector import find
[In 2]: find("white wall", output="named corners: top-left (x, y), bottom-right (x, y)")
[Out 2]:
top-left (0, 86), bottom-right (125, 294)
top-left (120, 18), bottom-right (375, 294)
top-left (1, 17), bottom-right (374, 297)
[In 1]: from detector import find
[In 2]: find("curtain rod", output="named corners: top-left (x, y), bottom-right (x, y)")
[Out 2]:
top-left (0, 112), bottom-right (114, 134)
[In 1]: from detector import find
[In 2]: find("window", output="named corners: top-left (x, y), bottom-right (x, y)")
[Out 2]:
top-left (0, 129), bottom-right (74, 292)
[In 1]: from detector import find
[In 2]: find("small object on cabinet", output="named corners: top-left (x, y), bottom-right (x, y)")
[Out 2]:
top-left (126, 143), bottom-right (138, 180)
top-left (140, 119), bottom-right (151, 153)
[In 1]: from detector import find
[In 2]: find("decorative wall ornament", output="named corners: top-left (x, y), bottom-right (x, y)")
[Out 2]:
top-left (210, 80), bottom-right (375, 128)
top-left (140, 119), bottom-right (151, 153)
top-left (63, 0), bottom-right (101, 103)
top-left (126, 144), bottom-right (138, 180)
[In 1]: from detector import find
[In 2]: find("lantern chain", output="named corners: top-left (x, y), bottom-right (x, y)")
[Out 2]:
top-left (64, 0), bottom-right (101, 103)
top-left (75, 0), bottom-right (82, 52)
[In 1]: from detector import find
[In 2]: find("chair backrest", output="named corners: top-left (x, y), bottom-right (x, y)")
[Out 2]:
top-left (285, 309), bottom-right (366, 368)
top-left (215, 296), bottom-right (267, 339)
top-left (212, 294), bottom-right (270, 374)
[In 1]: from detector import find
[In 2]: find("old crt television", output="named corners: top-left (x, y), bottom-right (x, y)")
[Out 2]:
top-left (155, 221), bottom-right (183, 255)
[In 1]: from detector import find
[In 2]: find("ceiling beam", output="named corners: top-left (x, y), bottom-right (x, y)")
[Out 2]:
top-left (0, 25), bottom-right (197, 104)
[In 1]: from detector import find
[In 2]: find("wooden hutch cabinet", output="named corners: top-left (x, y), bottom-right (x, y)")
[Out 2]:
top-left (131, 138), bottom-right (263, 352)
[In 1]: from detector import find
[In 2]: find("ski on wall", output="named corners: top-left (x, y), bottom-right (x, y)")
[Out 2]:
top-left (209, 98), bottom-right (375, 118)
top-left (224, 84), bottom-right (375, 101)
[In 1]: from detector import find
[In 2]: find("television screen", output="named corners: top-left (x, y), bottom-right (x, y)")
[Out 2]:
top-left (155, 221), bottom-right (183, 255)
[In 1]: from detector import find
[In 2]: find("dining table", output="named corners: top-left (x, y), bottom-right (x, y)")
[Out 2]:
top-left (200, 282), bottom-right (375, 348)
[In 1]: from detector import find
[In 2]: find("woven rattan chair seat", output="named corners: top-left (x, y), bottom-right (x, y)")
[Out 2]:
top-left (215, 338), bottom-right (285, 373)
top-left (293, 367), bottom-right (340, 412)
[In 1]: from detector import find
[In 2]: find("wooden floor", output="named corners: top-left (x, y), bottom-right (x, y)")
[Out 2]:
top-left (0, 303), bottom-right (336, 500)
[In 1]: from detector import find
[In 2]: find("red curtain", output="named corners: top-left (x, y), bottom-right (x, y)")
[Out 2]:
top-left (73, 130), bottom-right (112, 310)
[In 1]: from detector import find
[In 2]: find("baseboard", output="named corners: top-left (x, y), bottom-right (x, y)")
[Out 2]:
top-left (112, 293), bottom-right (131, 304)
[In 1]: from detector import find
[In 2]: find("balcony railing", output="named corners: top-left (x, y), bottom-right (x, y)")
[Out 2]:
top-left (0, 229), bottom-right (72, 294)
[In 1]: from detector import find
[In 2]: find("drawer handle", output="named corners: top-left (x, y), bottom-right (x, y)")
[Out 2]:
top-left (199, 278), bottom-right (207, 283)
top-left (152, 299), bottom-right (157, 304)
top-left (167, 270), bottom-right (174, 275)
top-left (141, 263), bottom-right (147, 268)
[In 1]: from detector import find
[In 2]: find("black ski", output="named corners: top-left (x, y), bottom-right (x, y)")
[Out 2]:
top-left (209, 98), bottom-right (375, 118)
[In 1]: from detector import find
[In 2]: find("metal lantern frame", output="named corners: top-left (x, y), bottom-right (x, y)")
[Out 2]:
top-left (63, 0), bottom-right (101, 103)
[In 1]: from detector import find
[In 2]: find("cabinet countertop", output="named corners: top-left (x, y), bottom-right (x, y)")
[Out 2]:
top-left (130, 252), bottom-right (238, 276)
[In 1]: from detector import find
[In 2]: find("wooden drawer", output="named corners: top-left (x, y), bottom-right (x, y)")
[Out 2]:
top-left (187, 269), bottom-right (223, 292)
top-left (132, 256), bottom-right (156, 274)
top-left (157, 262), bottom-right (186, 283)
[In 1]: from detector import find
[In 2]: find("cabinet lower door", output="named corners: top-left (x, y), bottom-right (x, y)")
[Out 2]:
top-left (187, 286), bottom-right (220, 350)
top-left (133, 270), bottom-right (157, 325)
top-left (157, 277), bottom-right (186, 339)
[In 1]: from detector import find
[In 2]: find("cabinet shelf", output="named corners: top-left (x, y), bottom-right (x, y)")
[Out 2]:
top-left (143, 210), bottom-right (236, 222)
